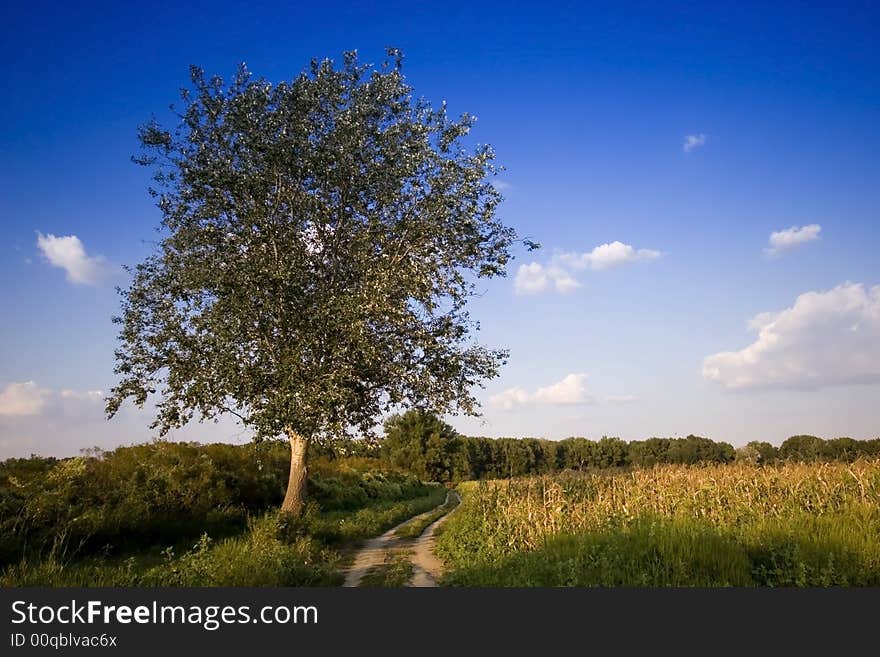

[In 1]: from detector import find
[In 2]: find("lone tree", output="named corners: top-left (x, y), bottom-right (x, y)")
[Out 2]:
top-left (107, 50), bottom-right (524, 515)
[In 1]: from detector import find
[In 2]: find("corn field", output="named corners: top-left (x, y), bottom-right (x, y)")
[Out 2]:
top-left (438, 460), bottom-right (880, 586)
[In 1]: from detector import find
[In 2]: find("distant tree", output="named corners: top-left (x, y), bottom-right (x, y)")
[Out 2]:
top-left (107, 50), bottom-right (522, 515)
top-left (779, 435), bottom-right (825, 462)
top-left (628, 435), bottom-right (734, 467)
top-left (539, 440), bottom-right (563, 474)
top-left (822, 437), bottom-right (862, 462)
top-left (629, 438), bottom-right (671, 467)
top-left (863, 438), bottom-right (880, 457)
top-left (736, 441), bottom-right (779, 465)
top-left (594, 436), bottom-right (630, 468)
top-left (454, 436), bottom-right (491, 480)
top-left (450, 439), bottom-right (476, 482)
top-left (381, 410), bottom-right (459, 481)
top-left (673, 435), bottom-right (735, 464)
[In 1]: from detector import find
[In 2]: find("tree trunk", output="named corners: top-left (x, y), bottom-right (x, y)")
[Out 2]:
top-left (281, 430), bottom-right (309, 516)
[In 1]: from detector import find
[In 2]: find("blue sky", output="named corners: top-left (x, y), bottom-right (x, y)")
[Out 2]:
top-left (1, 1), bottom-right (878, 457)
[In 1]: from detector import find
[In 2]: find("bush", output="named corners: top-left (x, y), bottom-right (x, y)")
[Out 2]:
top-left (0, 440), bottom-right (430, 567)
top-left (138, 514), bottom-right (342, 587)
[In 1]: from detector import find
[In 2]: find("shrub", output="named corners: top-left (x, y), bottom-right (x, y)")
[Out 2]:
top-left (0, 440), bottom-right (430, 567)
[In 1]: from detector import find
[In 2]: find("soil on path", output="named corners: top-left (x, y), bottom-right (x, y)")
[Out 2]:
top-left (342, 491), bottom-right (459, 588)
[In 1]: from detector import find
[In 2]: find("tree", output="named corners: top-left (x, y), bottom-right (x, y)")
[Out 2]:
top-left (628, 438), bottom-right (671, 467)
top-left (106, 50), bottom-right (523, 515)
top-left (779, 435), bottom-right (825, 462)
top-left (381, 410), bottom-right (459, 481)
top-left (822, 437), bottom-right (861, 462)
top-left (736, 441), bottom-right (778, 465)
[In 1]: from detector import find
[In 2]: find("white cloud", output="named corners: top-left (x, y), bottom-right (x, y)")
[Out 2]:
top-left (764, 224), bottom-right (821, 257)
top-left (515, 241), bottom-right (662, 295)
top-left (514, 262), bottom-right (549, 295)
top-left (514, 262), bottom-right (582, 295)
top-left (489, 386), bottom-right (532, 411)
top-left (746, 311), bottom-right (777, 332)
top-left (558, 241), bottom-right (662, 271)
top-left (491, 180), bottom-right (512, 191)
top-left (533, 374), bottom-right (589, 404)
top-left (0, 384), bottom-right (250, 459)
top-left (683, 134), bottom-right (707, 152)
top-left (0, 382), bottom-right (106, 419)
top-left (36, 232), bottom-right (109, 285)
top-left (702, 282), bottom-right (880, 390)
top-left (0, 382), bottom-right (50, 417)
top-left (60, 389), bottom-right (104, 402)
top-left (549, 268), bottom-right (581, 293)
top-left (490, 373), bottom-right (591, 410)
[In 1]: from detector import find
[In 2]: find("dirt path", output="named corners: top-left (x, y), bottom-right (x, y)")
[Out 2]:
top-left (342, 491), bottom-right (459, 588)
top-left (409, 503), bottom-right (454, 586)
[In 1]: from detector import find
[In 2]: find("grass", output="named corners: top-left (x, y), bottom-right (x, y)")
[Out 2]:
top-left (437, 460), bottom-right (880, 586)
top-left (0, 442), bottom-right (445, 587)
top-left (310, 486), bottom-right (449, 545)
top-left (0, 442), bottom-right (431, 568)
top-left (394, 491), bottom-right (459, 539)
top-left (358, 551), bottom-right (415, 587)
top-left (1, 488), bottom-right (446, 587)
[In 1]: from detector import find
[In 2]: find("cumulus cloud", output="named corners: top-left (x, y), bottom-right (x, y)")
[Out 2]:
top-left (0, 382), bottom-right (50, 417)
top-left (490, 374), bottom-right (591, 410)
top-left (702, 282), bottom-right (880, 390)
top-left (558, 241), bottom-right (662, 271)
top-left (533, 373), bottom-right (590, 404)
top-left (548, 267), bottom-right (581, 293)
top-left (514, 262), bottom-right (549, 295)
top-left (0, 383), bottom-right (249, 460)
top-left (764, 224), bottom-right (821, 257)
top-left (514, 263), bottom-right (580, 295)
top-left (36, 232), bottom-right (110, 285)
top-left (683, 134), bottom-right (707, 152)
top-left (489, 386), bottom-right (532, 411)
top-left (0, 382), bottom-right (105, 418)
top-left (515, 241), bottom-right (661, 295)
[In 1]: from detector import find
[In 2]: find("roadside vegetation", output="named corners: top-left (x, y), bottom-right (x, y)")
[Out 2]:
top-left (394, 492), bottom-right (459, 540)
top-left (0, 440), bottom-right (441, 586)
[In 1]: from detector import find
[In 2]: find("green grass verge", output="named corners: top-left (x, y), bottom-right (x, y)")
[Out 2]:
top-left (309, 486), bottom-right (448, 545)
top-left (358, 551), bottom-right (415, 587)
top-left (394, 491), bottom-right (459, 540)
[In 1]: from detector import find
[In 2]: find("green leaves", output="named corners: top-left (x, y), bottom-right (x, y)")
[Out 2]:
top-left (109, 50), bottom-right (517, 442)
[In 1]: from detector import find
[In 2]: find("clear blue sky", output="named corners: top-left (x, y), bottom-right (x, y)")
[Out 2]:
top-left (2, 1), bottom-right (878, 457)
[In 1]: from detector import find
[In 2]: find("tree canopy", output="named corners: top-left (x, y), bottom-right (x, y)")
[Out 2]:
top-left (106, 49), bottom-right (526, 513)
top-left (108, 49), bottom-right (520, 441)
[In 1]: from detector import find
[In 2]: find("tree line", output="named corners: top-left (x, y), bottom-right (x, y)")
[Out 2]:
top-left (379, 410), bottom-right (880, 483)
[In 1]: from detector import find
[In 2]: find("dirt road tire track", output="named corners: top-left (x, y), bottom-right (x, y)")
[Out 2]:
top-left (342, 491), bottom-right (459, 588)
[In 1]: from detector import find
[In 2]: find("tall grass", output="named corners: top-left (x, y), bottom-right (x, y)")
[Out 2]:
top-left (437, 460), bottom-right (880, 586)
top-left (0, 441), bottom-right (429, 566)
top-left (0, 441), bottom-right (444, 587)
top-left (1, 489), bottom-right (447, 587)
